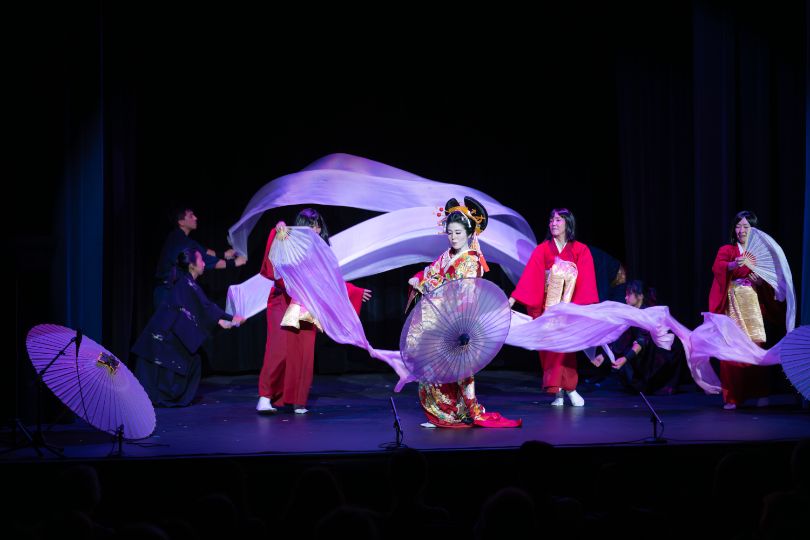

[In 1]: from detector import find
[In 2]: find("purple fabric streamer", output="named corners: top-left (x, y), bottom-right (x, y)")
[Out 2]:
top-left (227, 153), bottom-right (536, 262)
top-left (269, 227), bottom-right (415, 390)
top-left (269, 226), bottom-right (794, 394)
top-left (227, 155), bottom-right (797, 395)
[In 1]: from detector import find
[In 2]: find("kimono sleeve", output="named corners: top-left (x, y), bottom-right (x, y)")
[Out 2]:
top-left (511, 244), bottom-right (547, 309)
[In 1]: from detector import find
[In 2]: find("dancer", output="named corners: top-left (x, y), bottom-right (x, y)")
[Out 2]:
top-left (708, 211), bottom-right (786, 409)
top-left (133, 248), bottom-right (246, 407)
top-left (407, 197), bottom-right (521, 428)
top-left (154, 207), bottom-right (247, 308)
top-left (256, 208), bottom-right (371, 414)
top-left (509, 208), bottom-right (598, 406)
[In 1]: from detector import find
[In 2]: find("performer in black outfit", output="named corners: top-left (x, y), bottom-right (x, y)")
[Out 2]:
top-left (134, 248), bottom-right (246, 407)
top-left (591, 280), bottom-right (683, 395)
top-left (153, 207), bottom-right (247, 308)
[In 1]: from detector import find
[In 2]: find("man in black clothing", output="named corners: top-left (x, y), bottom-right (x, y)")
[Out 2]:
top-left (153, 207), bottom-right (247, 308)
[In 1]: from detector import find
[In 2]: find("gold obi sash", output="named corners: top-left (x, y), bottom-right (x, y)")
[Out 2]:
top-left (544, 259), bottom-right (578, 309)
top-left (281, 301), bottom-right (323, 331)
top-left (726, 280), bottom-right (765, 344)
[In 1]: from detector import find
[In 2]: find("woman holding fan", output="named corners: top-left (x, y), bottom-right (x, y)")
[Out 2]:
top-left (708, 210), bottom-right (788, 410)
top-left (256, 208), bottom-right (372, 415)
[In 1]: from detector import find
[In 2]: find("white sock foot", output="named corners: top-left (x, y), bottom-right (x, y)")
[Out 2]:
top-left (567, 390), bottom-right (585, 407)
top-left (550, 391), bottom-right (564, 407)
top-left (256, 396), bottom-right (277, 413)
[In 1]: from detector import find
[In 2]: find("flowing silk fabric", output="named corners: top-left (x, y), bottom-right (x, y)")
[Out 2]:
top-left (227, 208), bottom-right (538, 319)
top-left (226, 273), bottom-right (273, 319)
top-left (227, 153), bottom-right (536, 258)
top-left (264, 226), bottom-right (797, 395)
top-left (225, 155), bottom-right (796, 395)
top-left (225, 154), bottom-right (537, 319)
top-left (268, 227), bottom-right (415, 390)
top-left (508, 305), bottom-right (789, 395)
top-left (505, 302), bottom-right (675, 353)
top-left (271, 228), bottom-right (796, 393)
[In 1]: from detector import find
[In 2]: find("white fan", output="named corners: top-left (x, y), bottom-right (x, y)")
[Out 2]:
top-left (743, 227), bottom-right (796, 332)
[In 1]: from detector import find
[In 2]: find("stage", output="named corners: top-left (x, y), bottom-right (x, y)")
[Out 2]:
top-left (3, 368), bottom-right (808, 539)
top-left (3, 370), bottom-right (807, 461)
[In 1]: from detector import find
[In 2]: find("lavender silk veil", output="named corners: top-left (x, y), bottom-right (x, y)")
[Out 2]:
top-left (226, 155), bottom-right (796, 393)
top-left (267, 227), bottom-right (791, 394)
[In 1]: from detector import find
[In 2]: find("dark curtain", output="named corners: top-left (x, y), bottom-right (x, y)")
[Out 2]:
top-left (615, 2), bottom-right (697, 323)
top-left (11, 2), bottom-right (108, 422)
top-left (616, 0), bottom-right (806, 329)
top-left (102, 4), bottom-right (139, 363)
top-left (805, 0), bottom-right (810, 327)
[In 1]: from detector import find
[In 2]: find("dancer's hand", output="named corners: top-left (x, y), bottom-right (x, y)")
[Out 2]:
top-left (508, 297), bottom-right (516, 307)
top-left (275, 221), bottom-right (289, 239)
top-left (362, 289), bottom-right (372, 302)
top-left (223, 248), bottom-right (236, 259)
top-left (611, 357), bottom-right (627, 369)
top-left (235, 256), bottom-right (248, 267)
top-left (591, 354), bottom-right (604, 367)
top-left (231, 315), bottom-right (246, 327)
top-left (742, 252), bottom-right (757, 268)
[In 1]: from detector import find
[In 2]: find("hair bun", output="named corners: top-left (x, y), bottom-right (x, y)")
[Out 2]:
top-left (463, 196), bottom-right (488, 232)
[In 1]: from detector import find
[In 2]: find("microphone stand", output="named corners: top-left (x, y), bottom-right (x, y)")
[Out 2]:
top-left (2, 337), bottom-right (75, 458)
top-left (639, 391), bottom-right (667, 444)
top-left (382, 397), bottom-right (407, 450)
top-left (108, 425), bottom-right (125, 458)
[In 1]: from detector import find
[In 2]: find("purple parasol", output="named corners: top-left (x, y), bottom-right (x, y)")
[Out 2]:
top-left (400, 278), bottom-right (511, 384)
top-left (780, 325), bottom-right (810, 400)
top-left (25, 324), bottom-right (156, 440)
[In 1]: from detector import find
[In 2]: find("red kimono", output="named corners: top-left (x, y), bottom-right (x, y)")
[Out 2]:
top-left (708, 244), bottom-right (775, 405)
top-left (259, 228), bottom-right (365, 406)
top-left (511, 240), bottom-right (599, 393)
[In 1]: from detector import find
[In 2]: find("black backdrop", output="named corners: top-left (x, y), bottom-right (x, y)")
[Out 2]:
top-left (12, 1), bottom-right (807, 417)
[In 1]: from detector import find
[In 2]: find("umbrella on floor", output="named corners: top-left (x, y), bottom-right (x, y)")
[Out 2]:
top-left (780, 325), bottom-right (810, 400)
top-left (400, 277), bottom-right (511, 384)
top-left (25, 324), bottom-right (156, 440)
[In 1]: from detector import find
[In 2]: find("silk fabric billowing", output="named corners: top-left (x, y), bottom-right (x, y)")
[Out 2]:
top-left (225, 154), bottom-right (537, 319)
top-left (225, 155), bottom-right (795, 395)
top-left (263, 227), bottom-right (793, 394)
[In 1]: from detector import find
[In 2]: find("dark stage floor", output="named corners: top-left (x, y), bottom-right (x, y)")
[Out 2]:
top-left (2, 370), bottom-right (808, 461)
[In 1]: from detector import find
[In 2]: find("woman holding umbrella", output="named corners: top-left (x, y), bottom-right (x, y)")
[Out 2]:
top-left (406, 197), bottom-right (521, 428)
